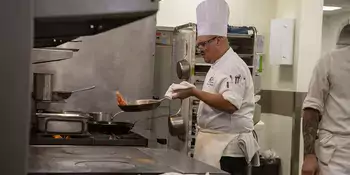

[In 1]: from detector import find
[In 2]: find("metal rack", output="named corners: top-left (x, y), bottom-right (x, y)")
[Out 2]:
top-left (227, 26), bottom-right (262, 94)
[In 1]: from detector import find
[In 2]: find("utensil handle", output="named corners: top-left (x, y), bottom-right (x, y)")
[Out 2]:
top-left (32, 58), bottom-right (70, 64)
top-left (72, 86), bottom-right (96, 93)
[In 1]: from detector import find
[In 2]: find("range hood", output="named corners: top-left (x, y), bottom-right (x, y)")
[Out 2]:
top-left (34, 0), bottom-right (159, 47)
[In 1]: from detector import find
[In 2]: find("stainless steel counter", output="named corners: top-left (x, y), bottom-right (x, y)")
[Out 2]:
top-left (28, 145), bottom-right (228, 175)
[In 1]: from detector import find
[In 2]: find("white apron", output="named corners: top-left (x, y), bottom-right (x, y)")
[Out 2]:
top-left (193, 128), bottom-right (239, 168)
top-left (316, 130), bottom-right (350, 175)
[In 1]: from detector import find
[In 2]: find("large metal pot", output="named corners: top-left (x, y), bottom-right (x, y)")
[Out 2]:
top-left (36, 112), bottom-right (89, 134)
top-left (89, 112), bottom-right (112, 122)
top-left (89, 111), bottom-right (125, 122)
top-left (33, 73), bottom-right (53, 101)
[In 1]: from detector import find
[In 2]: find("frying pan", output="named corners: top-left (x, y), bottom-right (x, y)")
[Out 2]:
top-left (118, 98), bottom-right (167, 112)
top-left (88, 115), bottom-right (168, 135)
top-left (88, 121), bottom-right (133, 135)
top-left (52, 86), bottom-right (96, 101)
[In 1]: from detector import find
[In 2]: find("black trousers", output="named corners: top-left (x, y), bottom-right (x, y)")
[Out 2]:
top-left (220, 157), bottom-right (248, 175)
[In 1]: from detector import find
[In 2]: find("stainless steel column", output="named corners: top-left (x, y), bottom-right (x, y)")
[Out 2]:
top-left (0, 0), bottom-right (32, 174)
top-left (290, 92), bottom-right (306, 175)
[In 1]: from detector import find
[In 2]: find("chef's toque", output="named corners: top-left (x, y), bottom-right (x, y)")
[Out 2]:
top-left (196, 0), bottom-right (230, 37)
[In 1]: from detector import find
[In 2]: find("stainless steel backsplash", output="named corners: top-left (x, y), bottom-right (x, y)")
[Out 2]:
top-left (32, 15), bottom-right (157, 133)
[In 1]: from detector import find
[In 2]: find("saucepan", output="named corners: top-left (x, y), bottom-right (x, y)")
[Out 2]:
top-left (168, 101), bottom-right (186, 136)
top-left (118, 98), bottom-right (168, 112)
top-left (89, 111), bottom-right (124, 122)
top-left (177, 59), bottom-right (191, 80)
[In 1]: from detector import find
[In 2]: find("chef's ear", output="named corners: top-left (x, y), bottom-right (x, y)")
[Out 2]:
top-left (216, 36), bottom-right (225, 45)
top-left (215, 37), bottom-right (221, 45)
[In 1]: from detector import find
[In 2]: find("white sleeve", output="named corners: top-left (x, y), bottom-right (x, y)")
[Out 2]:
top-left (302, 54), bottom-right (331, 114)
top-left (217, 73), bottom-right (246, 109)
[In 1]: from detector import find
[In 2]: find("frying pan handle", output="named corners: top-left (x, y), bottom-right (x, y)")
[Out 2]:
top-left (153, 96), bottom-right (167, 102)
top-left (111, 111), bottom-right (124, 121)
top-left (71, 86), bottom-right (96, 93)
top-left (153, 96), bottom-right (159, 100)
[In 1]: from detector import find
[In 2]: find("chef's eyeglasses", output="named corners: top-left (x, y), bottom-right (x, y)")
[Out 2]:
top-left (196, 36), bottom-right (218, 49)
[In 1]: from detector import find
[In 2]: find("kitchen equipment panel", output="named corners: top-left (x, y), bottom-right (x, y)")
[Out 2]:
top-left (153, 24), bottom-right (196, 155)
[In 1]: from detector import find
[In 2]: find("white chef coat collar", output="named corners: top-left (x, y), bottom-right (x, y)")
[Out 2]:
top-left (212, 48), bottom-right (234, 68)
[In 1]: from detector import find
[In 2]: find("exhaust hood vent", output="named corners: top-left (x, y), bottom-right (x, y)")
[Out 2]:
top-left (34, 0), bottom-right (159, 47)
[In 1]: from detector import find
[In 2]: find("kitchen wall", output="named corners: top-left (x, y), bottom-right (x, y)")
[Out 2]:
top-left (262, 0), bottom-right (323, 174)
top-left (261, 113), bottom-right (293, 175)
top-left (33, 15), bottom-right (157, 139)
top-left (295, 0), bottom-right (323, 92)
top-left (157, 0), bottom-right (277, 39)
top-left (158, 0), bottom-right (323, 92)
top-left (262, 0), bottom-right (299, 91)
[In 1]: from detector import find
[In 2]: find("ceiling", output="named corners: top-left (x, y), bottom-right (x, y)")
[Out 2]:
top-left (324, 0), bottom-right (350, 16)
top-left (324, 0), bottom-right (350, 7)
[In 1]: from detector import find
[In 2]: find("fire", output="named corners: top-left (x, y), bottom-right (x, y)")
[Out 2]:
top-left (116, 91), bottom-right (127, 106)
top-left (52, 135), bottom-right (70, 139)
top-left (53, 135), bottom-right (62, 139)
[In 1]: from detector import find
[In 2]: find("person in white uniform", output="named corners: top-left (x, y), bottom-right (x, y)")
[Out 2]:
top-left (302, 47), bottom-right (350, 175)
top-left (167, 0), bottom-right (259, 174)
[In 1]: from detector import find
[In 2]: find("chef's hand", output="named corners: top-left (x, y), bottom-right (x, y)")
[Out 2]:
top-left (302, 154), bottom-right (319, 175)
top-left (173, 88), bottom-right (195, 99)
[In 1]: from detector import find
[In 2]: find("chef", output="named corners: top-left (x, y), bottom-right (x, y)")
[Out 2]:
top-left (302, 47), bottom-right (350, 175)
top-left (165, 0), bottom-right (259, 174)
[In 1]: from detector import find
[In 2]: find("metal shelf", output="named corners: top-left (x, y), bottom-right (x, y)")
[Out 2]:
top-left (34, 0), bottom-right (159, 47)
top-left (227, 33), bottom-right (253, 38)
top-left (31, 48), bottom-right (73, 64)
top-left (195, 63), bottom-right (211, 67)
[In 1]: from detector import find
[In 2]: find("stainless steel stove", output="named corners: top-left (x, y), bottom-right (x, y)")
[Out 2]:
top-left (30, 132), bottom-right (148, 147)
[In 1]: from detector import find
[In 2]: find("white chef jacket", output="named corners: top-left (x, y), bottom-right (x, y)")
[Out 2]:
top-left (303, 47), bottom-right (350, 174)
top-left (197, 48), bottom-right (255, 156)
top-left (303, 46), bottom-right (350, 135)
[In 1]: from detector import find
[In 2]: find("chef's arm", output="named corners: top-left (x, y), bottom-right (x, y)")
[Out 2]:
top-left (193, 88), bottom-right (237, 114)
top-left (303, 108), bottom-right (321, 156)
top-left (302, 54), bottom-right (330, 158)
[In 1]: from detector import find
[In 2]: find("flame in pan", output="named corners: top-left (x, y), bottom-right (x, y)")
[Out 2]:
top-left (116, 91), bottom-right (128, 106)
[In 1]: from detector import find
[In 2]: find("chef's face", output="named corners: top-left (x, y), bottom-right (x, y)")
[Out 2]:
top-left (196, 35), bottom-right (219, 63)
